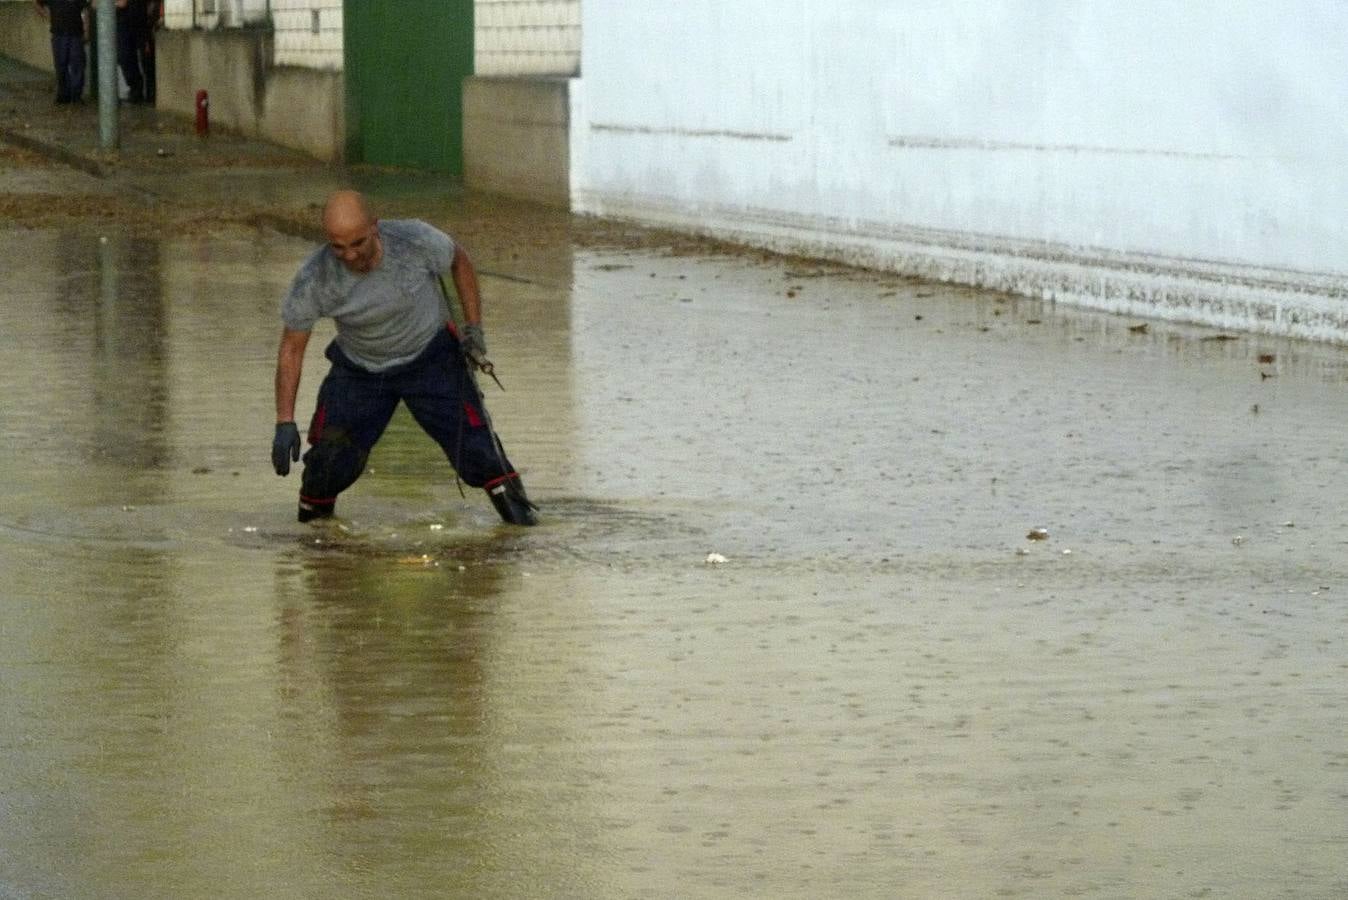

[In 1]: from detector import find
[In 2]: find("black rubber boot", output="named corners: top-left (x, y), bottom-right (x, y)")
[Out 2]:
top-left (486, 476), bottom-right (538, 526)
top-left (298, 498), bottom-right (336, 523)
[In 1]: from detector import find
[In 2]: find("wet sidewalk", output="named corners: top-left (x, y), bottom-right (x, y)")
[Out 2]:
top-left (3, 52), bottom-right (1348, 900)
top-left (0, 54), bottom-right (321, 177)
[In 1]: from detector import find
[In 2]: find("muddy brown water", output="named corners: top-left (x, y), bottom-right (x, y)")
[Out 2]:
top-left (1, 205), bottom-right (1346, 898)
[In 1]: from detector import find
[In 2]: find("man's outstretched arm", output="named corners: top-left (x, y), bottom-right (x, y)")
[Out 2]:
top-left (271, 328), bottom-right (310, 476)
top-left (274, 327), bottom-right (310, 423)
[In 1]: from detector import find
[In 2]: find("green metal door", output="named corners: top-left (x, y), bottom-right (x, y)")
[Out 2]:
top-left (344, 0), bottom-right (473, 174)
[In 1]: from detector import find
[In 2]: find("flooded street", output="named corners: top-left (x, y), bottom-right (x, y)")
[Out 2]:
top-left (2, 179), bottom-right (1347, 897)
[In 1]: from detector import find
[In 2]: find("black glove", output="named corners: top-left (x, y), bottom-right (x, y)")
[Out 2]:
top-left (461, 322), bottom-right (488, 366)
top-left (272, 422), bottom-right (300, 476)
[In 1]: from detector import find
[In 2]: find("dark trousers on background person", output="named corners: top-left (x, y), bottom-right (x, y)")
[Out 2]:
top-left (298, 328), bottom-right (522, 515)
top-left (51, 34), bottom-right (85, 103)
top-left (116, 21), bottom-right (153, 103)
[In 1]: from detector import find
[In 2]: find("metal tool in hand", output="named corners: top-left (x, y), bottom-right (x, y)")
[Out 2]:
top-left (467, 350), bottom-right (505, 391)
top-left (438, 276), bottom-right (506, 391)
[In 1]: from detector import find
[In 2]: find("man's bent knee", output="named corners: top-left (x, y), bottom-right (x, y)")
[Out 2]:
top-left (300, 428), bottom-right (368, 502)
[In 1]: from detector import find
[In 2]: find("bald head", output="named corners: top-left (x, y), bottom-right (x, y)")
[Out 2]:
top-left (322, 190), bottom-right (382, 273)
top-left (323, 190), bottom-right (374, 236)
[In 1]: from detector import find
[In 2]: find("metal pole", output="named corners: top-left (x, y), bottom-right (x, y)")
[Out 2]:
top-left (96, 0), bottom-right (118, 149)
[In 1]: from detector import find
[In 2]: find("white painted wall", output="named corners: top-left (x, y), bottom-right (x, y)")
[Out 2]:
top-left (161, 0), bottom-right (342, 68)
top-left (163, 0), bottom-right (269, 30)
top-left (269, 0), bottom-right (342, 69)
top-left (477, 0), bottom-right (580, 76)
top-left (572, 0), bottom-right (1348, 340)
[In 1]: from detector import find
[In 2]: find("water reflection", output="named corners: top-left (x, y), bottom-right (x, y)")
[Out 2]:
top-left (89, 235), bottom-right (169, 473)
top-left (272, 546), bottom-right (502, 895)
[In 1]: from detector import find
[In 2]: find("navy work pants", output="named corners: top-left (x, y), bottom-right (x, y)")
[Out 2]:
top-left (51, 34), bottom-right (85, 103)
top-left (299, 328), bottom-right (518, 509)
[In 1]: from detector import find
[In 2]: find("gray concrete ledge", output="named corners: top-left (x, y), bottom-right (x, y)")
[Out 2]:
top-left (155, 30), bottom-right (344, 162)
top-left (464, 76), bottom-right (571, 207)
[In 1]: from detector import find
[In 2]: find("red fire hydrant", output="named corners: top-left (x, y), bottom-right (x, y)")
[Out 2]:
top-left (194, 90), bottom-right (209, 137)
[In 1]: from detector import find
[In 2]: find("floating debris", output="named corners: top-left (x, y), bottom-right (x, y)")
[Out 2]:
top-left (1015, 547), bottom-right (1030, 556)
top-left (1026, 528), bottom-right (1049, 541)
top-left (1128, 323), bottom-right (1150, 334)
top-left (1232, 535), bottom-right (1246, 546)
top-left (1258, 353), bottom-right (1276, 364)
top-left (1201, 334), bottom-right (1239, 342)
top-left (704, 552), bottom-right (728, 565)
top-left (429, 523), bottom-right (444, 531)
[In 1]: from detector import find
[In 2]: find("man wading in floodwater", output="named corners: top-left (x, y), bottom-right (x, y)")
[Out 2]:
top-left (270, 190), bottom-right (537, 526)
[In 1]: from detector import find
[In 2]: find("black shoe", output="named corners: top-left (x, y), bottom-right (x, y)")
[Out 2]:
top-left (486, 476), bottom-right (537, 526)
top-left (298, 499), bottom-right (335, 522)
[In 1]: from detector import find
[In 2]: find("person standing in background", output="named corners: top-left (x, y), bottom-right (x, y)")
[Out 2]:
top-left (115, 0), bottom-right (157, 104)
top-left (143, 0), bottom-right (159, 103)
top-left (33, 0), bottom-right (90, 104)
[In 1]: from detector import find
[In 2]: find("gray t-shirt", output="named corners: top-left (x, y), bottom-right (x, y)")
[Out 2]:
top-left (282, 219), bottom-right (455, 372)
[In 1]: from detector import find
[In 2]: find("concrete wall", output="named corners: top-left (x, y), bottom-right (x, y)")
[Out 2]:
top-left (571, 1), bottom-right (1348, 343)
top-left (464, 0), bottom-right (581, 203)
top-left (0, 2), bottom-right (60, 73)
top-left (156, 29), bottom-right (343, 162)
top-left (464, 77), bottom-right (570, 206)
